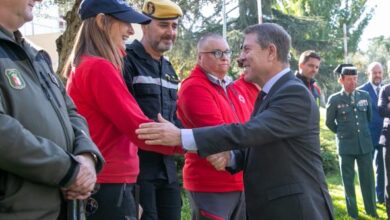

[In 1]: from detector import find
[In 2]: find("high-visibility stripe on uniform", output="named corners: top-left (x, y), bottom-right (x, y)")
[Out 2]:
top-left (132, 75), bottom-right (178, 89)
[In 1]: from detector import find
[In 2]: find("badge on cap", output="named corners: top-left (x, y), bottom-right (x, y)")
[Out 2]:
top-left (146, 2), bottom-right (155, 15)
top-left (5, 69), bottom-right (25, 90)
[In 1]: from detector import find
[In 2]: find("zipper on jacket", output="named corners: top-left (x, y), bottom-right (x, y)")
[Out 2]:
top-left (23, 51), bottom-right (72, 151)
top-left (37, 72), bottom-right (70, 150)
top-left (221, 84), bottom-right (240, 122)
top-left (39, 71), bottom-right (62, 108)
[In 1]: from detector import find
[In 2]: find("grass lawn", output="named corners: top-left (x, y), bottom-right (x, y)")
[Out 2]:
top-left (327, 172), bottom-right (387, 219)
top-left (179, 108), bottom-right (388, 219)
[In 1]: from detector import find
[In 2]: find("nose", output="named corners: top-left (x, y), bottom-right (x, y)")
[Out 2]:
top-left (236, 58), bottom-right (243, 68)
top-left (238, 52), bottom-right (246, 63)
top-left (166, 25), bottom-right (177, 37)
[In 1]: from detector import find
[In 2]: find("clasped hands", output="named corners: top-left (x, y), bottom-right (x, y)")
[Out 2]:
top-left (136, 113), bottom-right (230, 171)
top-left (62, 153), bottom-right (97, 200)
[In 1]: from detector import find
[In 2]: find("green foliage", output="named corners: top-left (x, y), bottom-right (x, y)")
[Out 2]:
top-left (319, 108), bottom-right (339, 175)
top-left (365, 36), bottom-right (390, 70)
top-left (272, 0), bottom-right (374, 97)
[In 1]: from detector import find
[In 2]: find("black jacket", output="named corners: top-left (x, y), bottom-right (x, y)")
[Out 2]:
top-left (124, 40), bottom-right (180, 182)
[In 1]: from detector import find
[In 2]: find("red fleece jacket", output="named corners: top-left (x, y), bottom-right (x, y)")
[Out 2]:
top-left (177, 65), bottom-right (258, 192)
top-left (66, 55), bottom-right (181, 183)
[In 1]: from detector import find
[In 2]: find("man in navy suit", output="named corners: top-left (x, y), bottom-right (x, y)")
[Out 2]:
top-left (136, 23), bottom-right (334, 220)
top-left (358, 62), bottom-right (385, 203)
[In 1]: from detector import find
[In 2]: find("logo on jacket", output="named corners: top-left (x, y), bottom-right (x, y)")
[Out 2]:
top-left (5, 69), bottom-right (26, 90)
top-left (238, 94), bottom-right (246, 103)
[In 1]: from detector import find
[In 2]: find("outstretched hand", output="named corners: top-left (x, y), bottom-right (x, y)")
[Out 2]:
top-left (136, 113), bottom-right (181, 146)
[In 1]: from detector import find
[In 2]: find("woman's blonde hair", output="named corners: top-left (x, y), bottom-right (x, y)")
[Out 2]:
top-left (63, 14), bottom-right (123, 78)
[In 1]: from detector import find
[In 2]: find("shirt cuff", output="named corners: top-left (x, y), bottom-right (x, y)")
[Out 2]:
top-left (227, 150), bottom-right (237, 169)
top-left (181, 129), bottom-right (198, 151)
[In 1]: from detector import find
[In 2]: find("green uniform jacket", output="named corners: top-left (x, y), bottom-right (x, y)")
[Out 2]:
top-left (0, 27), bottom-right (104, 219)
top-left (326, 89), bottom-right (374, 155)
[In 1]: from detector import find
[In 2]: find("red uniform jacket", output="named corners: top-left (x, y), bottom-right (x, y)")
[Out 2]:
top-left (177, 65), bottom-right (258, 192)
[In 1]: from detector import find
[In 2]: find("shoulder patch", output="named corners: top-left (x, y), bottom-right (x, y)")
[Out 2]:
top-left (5, 69), bottom-right (26, 89)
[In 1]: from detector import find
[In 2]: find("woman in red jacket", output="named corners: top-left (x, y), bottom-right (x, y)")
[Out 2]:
top-left (63, 0), bottom-right (180, 219)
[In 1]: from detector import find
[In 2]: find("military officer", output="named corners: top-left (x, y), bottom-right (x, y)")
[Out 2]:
top-left (326, 64), bottom-right (377, 219)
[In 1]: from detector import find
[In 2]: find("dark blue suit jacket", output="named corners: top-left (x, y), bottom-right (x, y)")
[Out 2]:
top-left (358, 82), bottom-right (384, 146)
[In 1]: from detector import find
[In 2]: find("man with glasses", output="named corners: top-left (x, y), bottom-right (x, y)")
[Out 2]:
top-left (176, 33), bottom-right (256, 220)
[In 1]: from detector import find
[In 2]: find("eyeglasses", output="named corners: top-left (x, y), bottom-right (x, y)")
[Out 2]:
top-left (200, 50), bottom-right (232, 59)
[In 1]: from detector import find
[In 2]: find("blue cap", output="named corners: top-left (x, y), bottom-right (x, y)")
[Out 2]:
top-left (79, 0), bottom-right (151, 24)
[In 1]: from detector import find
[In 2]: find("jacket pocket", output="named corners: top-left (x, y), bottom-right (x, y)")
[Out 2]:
top-left (337, 106), bottom-right (353, 122)
top-left (169, 89), bottom-right (177, 100)
top-left (266, 183), bottom-right (303, 201)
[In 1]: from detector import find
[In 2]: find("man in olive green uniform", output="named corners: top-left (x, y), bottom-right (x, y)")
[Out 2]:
top-left (326, 64), bottom-right (377, 219)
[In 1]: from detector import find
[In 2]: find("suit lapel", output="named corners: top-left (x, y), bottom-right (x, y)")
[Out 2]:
top-left (252, 71), bottom-right (295, 116)
top-left (245, 71), bottom-right (295, 170)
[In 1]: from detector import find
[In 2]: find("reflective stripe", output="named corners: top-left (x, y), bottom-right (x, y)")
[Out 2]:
top-left (132, 75), bottom-right (178, 89)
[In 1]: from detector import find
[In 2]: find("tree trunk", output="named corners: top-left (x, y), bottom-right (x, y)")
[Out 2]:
top-left (55, 0), bottom-right (81, 77)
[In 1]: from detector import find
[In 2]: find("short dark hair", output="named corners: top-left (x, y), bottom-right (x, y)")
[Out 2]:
top-left (244, 23), bottom-right (291, 63)
top-left (299, 50), bottom-right (321, 65)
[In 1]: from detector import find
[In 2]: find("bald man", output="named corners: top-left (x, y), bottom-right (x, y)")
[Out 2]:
top-left (358, 62), bottom-right (385, 204)
top-left (176, 33), bottom-right (257, 220)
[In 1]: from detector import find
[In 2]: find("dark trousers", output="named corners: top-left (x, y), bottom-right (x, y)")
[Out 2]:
top-left (374, 144), bottom-right (385, 203)
top-left (384, 147), bottom-right (390, 218)
top-left (86, 183), bottom-right (137, 220)
top-left (138, 179), bottom-right (181, 220)
top-left (187, 191), bottom-right (246, 220)
top-left (339, 153), bottom-right (377, 218)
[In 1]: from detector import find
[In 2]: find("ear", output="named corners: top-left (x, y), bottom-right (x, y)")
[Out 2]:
top-left (95, 13), bottom-right (105, 30)
top-left (299, 62), bottom-right (304, 70)
top-left (141, 23), bottom-right (149, 33)
top-left (267, 44), bottom-right (277, 61)
top-left (338, 76), bottom-right (343, 85)
top-left (197, 53), bottom-right (202, 63)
